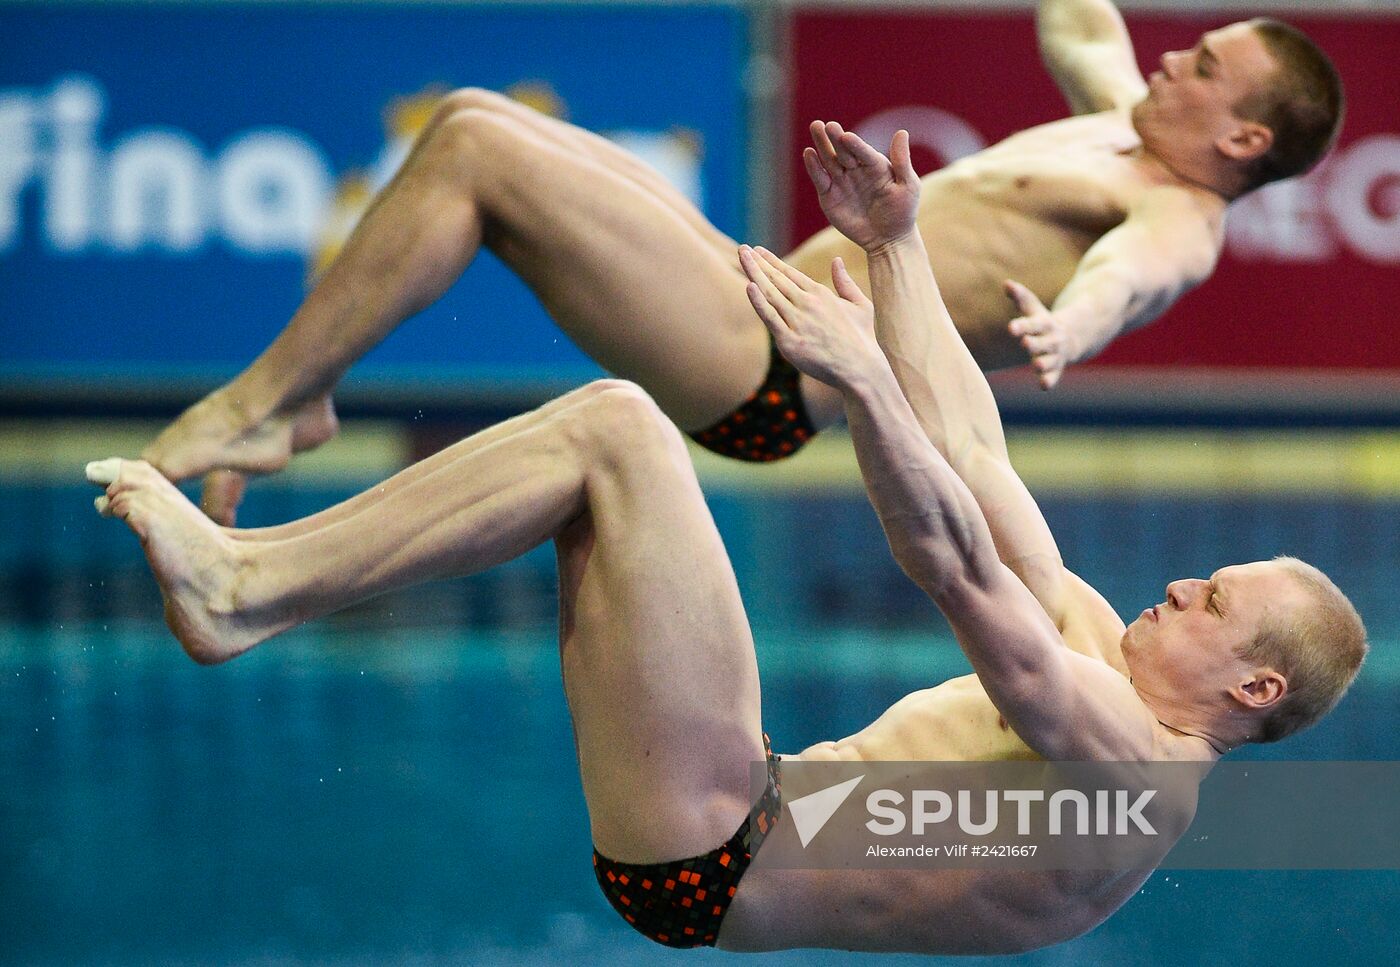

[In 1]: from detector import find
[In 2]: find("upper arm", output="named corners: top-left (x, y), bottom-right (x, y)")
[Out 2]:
top-left (1036, 0), bottom-right (1147, 115)
top-left (938, 566), bottom-right (1152, 761)
top-left (1060, 191), bottom-right (1221, 338)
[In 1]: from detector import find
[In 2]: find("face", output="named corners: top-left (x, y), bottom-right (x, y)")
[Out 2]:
top-left (1134, 22), bottom-right (1279, 150)
top-left (1121, 560), bottom-right (1308, 699)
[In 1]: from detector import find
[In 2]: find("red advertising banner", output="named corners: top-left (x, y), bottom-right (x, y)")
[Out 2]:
top-left (787, 9), bottom-right (1400, 371)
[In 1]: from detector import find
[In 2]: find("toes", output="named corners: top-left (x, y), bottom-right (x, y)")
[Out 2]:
top-left (85, 457), bottom-right (123, 486)
top-left (124, 459), bottom-right (162, 484)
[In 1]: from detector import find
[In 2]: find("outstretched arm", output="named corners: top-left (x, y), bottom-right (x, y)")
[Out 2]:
top-left (1007, 191), bottom-right (1221, 388)
top-left (1037, 0), bottom-right (1147, 115)
top-left (804, 122), bottom-right (1068, 626)
top-left (738, 246), bottom-right (1150, 761)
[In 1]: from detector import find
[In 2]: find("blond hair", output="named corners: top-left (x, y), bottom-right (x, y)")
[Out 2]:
top-left (1239, 557), bottom-right (1367, 743)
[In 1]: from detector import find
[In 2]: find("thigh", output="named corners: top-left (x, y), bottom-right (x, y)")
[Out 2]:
top-left (554, 402), bottom-right (766, 862)
top-left (467, 111), bottom-right (769, 430)
top-left (457, 89), bottom-right (741, 265)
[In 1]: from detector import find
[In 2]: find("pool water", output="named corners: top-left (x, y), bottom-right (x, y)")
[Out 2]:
top-left (3, 483), bottom-right (1398, 965)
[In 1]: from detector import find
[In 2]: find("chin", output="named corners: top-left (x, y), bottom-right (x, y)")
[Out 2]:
top-left (1119, 627), bottom-right (1137, 656)
top-left (1129, 99), bottom-right (1154, 135)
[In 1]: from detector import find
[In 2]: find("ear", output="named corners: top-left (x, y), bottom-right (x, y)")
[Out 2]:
top-left (1232, 669), bottom-right (1288, 711)
top-left (1217, 120), bottom-right (1274, 163)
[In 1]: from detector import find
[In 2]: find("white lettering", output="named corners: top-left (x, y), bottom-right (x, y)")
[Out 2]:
top-left (865, 790), bottom-right (906, 835)
top-left (1225, 175), bottom-right (1335, 262)
top-left (1225, 135), bottom-right (1400, 265)
top-left (1048, 789), bottom-right (1091, 835)
top-left (108, 130), bottom-right (207, 252)
top-left (957, 789), bottom-right (998, 836)
top-left (911, 790), bottom-right (951, 834)
top-left (1327, 134), bottom-right (1400, 262)
top-left (218, 130), bottom-right (332, 253)
top-left (856, 106), bottom-right (986, 168)
top-left (44, 76), bottom-right (102, 252)
top-left (1117, 789), bottom-right (1157, 835)
top-left (0, 93), bottom-right (39, 252)
top-left (1004, 789), bottom-right (1045, 835)
top-left (0, 74), bottom-right (337, 259)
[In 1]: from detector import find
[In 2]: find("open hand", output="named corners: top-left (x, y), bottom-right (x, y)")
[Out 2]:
top-left (805, 121), bottom-right (920, 251)
top-left (740, 245), bottom-right (881, 390)
top-left (1006, 280), bottom-right (1071, 390)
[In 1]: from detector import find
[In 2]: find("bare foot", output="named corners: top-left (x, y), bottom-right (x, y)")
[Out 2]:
top-left (142, 389), bottom-right (339, 482)
top-left (86, 458), bottom-right (289, 664)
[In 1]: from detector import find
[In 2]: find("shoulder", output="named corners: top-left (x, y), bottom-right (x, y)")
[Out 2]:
top-left (1123, 185), bottom-right (1225, 280)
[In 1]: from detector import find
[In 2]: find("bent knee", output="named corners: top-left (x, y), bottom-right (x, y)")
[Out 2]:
top-left (425, 103), bottom-right (525, 162)
top-left (436, 87), bottom-right (520, 119)
top-left (570, 381), bottom-right (688, 465)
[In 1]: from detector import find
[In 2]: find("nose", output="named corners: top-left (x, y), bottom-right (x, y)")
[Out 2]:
top-left (1160, 50), bottom-right (1183, 78)
top-left (1165, 578), bottom-right (1207, 610)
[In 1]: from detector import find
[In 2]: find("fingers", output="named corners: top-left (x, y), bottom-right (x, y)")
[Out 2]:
top-left (201, 469), bottom-right (247, 528)
top-left (890, 129), bottom-right (918, 186)
top-left (1034, 355), bottom-right (1065, 391)
top-left (839, 129), bottom-right (886, 168)
top-left (802, 146), bottom-right (833, 193)
top-left (1019, 333), bottom-right (1058, 356)
top-left (85, 457), bottom-right (122, 486)
top-left (745, 282), bottom-right (790, 344)
top-left (809, 119), bottom-right (842, 174)
top-left (740, 245), bottom-right (811, 305)
top-left (1008, 314), bottom-right (1051, 339)
top-left (830, 257), bottom-right (870, 306)
top-left (739, 246), bottom-right (797, 323)
top-left (825, 121), bottom-right (861, 168)
top-left (754, 245), bottom-right (821, 294)
top-left (1004, 279), bottom-right (1045, 318)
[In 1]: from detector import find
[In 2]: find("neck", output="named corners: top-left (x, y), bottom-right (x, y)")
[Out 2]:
top-left (1136, 687), bottom-right (1236, 756)
top-left (1160, 720), bottom-right (1232, 756)
top-left (1130, 111), bottom-right (1240, 202)
top-left (1135, 144), bottom-right (1238, 202)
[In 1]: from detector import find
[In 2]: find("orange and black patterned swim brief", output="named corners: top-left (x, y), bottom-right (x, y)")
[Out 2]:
top-left (591, 735), bottom-right (782, 948)
top-left (688, 339), bottom-right (815, 462)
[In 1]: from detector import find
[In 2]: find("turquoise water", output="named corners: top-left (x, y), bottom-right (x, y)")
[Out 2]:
top-left (3, 484), bottom-right (1398, 965)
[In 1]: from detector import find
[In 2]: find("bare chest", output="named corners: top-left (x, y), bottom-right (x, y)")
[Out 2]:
top-left (811, 675), bottom-right (1039, 763)
top-left (923, 116), bottom-right (1147, 235)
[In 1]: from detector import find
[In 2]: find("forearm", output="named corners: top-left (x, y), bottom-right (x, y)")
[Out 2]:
top-left (865, 233), bottom-right (1009, 468)
top-left (839, 361), bottom-right (998, 595)
top-left (1036, 0), bottom-right (1141, 115)
top-left (1051, 260), bottom-right (1173, 362)
top-left (866, 233), bottom-right (1065, 612)
top-left (1037, 0), bottom-right (1130, 54)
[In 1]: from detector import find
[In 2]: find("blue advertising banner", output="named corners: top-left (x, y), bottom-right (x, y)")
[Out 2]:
top-left (0, 2), bottom-right (748, 395)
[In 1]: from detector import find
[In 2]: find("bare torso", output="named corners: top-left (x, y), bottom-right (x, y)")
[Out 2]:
top-left (787, 111), bottom-right (1209, 423)
top-left (718, 576), bottom-right (1192, 954)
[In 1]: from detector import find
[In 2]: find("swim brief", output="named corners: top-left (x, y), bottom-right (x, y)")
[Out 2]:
top-left (592, 734), bottom-right (782, 948)
top-left (688, 339), bottom-right (816, 462)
